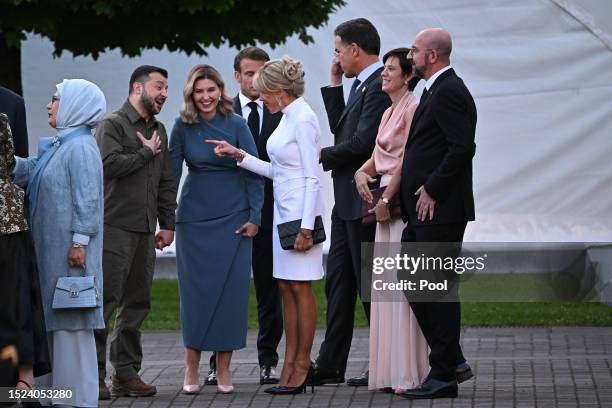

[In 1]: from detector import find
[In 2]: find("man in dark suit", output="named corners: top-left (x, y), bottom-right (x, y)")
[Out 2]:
top-left (0, 86), bottom-right (29, 157)
top-left (205, 47), bottom-right (283, 386)
top-left (392, 28), bottom-right (476, 399)
top-left (313, 18), bottom-right (391, 386)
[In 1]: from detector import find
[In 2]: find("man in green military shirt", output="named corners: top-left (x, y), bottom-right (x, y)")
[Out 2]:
top-left (94, 65), bottom-right (177, 399)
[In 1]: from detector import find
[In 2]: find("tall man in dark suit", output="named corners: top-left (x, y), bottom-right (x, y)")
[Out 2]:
top-left (390, 28), bottom-right (476, 400)
top-left (313, 18), bottom-right (391, 386)
top-left (0, 86), bottom-right (29, 157)
top-left (205, 47), bottom-right (284, 386)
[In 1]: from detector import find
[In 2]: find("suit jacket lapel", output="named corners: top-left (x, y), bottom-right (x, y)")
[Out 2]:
top-left (233, 96), bottom-right (242, 116)
top-left (409, 88), bottom-right (432, 130)
top-left (337, 67), bottom-right (383, 125)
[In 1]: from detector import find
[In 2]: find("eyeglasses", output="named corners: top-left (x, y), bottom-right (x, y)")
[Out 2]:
top-left (333, 44), bottom-right (352, 57)
top-left (409, 46), bottom-right (448, 56)
top-left (51, 95), bottom-right (60, 103)
top-left (408, 46), bottom-right (432, 55)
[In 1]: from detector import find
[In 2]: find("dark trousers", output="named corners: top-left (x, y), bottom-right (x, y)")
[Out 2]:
top-left (0, 233), bottom-right (21, 388)
top-left (210, 227), bottom-right (282, 370)
top-left (95, 225), bottom-right (155, 382)
top-left (401, 222), bottom-right (467, 382)
top-left (315, 207), bottom-right (376, 375)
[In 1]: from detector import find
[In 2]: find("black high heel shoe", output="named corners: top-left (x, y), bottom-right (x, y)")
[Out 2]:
top-left (264, 365), bottom-right (315, 395)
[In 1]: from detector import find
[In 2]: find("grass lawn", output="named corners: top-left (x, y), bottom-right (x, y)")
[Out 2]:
top-left (141, 278), bottom-right (612, 330)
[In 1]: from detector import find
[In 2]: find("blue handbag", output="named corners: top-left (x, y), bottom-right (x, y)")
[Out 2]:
top-left (52, 266), bottom-right (101, 309)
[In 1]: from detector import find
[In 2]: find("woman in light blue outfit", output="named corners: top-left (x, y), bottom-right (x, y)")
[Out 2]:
top-left (13, 79), bottom-right (106, 407)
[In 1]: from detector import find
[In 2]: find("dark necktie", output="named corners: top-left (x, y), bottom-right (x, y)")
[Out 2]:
top-left (420, 87), bottom-right (430, 103)
top-left (247, 101), bottom-right (260, 142)
top-left (347, 78), bottom-right (361, 104)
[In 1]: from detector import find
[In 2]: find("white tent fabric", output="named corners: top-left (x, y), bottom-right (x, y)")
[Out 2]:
top-left (552, 0), bottom-right (612, 50)
top-left (21, 0), bottom-right (612, 246)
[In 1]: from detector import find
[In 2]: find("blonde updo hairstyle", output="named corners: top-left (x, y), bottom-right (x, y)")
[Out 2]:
top-left (253, 56), bottom-right (305, 98)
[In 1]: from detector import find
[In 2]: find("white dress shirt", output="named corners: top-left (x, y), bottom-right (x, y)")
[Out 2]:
top-left (239, 92), bottom-right (264, 133)
top-left (424, 64), bottom-right (453, 91)
top-left (356, 60), bottom-right (384, 85)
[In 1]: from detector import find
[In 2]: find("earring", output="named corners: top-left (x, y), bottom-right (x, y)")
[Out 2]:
top-left (275, 96), bottom-right (283, 109)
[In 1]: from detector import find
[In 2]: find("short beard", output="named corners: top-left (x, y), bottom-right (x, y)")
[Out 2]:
top-left (140, 89), bottom-right (159, 116)
top-left (414, 67), bottom-right (425, 79)
top-left (413, 58), bottom-right (429, 79)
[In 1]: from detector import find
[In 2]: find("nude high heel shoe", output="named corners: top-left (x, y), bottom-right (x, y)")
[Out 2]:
top-left (217, 384), bottom-right (234, 394)
top-left (182, 383), bottom-right (200, 394)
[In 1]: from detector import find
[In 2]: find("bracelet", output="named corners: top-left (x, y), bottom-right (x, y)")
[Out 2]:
top-left (299, 231), bottom-right (313, 240)
top-left (235, 149), bottom-right (246, 162)
top-left (72, 242), bottom-right (84, 248)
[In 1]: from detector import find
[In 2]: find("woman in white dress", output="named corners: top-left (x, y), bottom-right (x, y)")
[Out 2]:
top-left (207, 56), bottom-right (325, 395)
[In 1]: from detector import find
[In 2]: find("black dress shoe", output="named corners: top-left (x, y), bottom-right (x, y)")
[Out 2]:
top-left (399, 378), bottom-right (458, 400)
top-left (346, 370), bottom-right (368, 386)
top-left (456, 362), bottom-right (474, 384)
top-left (260, 366), bottom-right (279, 385)
top-left (308, 363), bottom-right (344, 385)
top-left (204, 368), bottom-right (217, 386)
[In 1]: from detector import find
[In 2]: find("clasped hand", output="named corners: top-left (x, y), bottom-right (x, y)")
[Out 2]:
top-left (368, 200), bottom-right (391, 224)
top-left (294, 230), bottom-right (313, 252)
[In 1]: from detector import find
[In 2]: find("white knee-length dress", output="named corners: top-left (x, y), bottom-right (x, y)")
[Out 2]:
top-left (238, 96), bottom-right (325, 281)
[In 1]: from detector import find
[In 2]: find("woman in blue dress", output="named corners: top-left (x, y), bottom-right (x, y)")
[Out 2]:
top-left (169, 64), bottom-right (263, 394)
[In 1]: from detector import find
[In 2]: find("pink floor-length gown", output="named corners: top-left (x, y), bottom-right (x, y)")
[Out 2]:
top-left (367, 91), bottom-right (430, 390)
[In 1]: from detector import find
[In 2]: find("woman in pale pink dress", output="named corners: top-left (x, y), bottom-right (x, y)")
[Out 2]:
top-left (354, 48), bottom-right (429, 393)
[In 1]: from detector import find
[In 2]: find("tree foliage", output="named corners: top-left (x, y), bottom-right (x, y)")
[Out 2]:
top-left (0, 0), bottom-right (346, 93)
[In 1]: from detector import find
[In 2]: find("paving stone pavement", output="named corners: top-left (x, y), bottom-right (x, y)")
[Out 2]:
top-left (99, 327), bottom-right (612, 407)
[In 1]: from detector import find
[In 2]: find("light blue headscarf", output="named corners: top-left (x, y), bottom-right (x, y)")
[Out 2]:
top-left (27, 79), bottom-right (107, 220)
top-left (55, 78), bottom-right (107, 136)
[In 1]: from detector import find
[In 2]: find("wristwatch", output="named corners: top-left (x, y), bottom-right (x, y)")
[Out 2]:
top-left (381, 196), bottom-right (390, 205)
top-left (72, 242), bottom-right (84, 248)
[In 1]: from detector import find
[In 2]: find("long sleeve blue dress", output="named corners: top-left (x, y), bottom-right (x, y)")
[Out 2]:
top-left (169, 112), bottom-right (263, 351)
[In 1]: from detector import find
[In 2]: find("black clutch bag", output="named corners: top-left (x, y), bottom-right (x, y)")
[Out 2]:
top-left (277, 215), bottom-right (326, 250)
